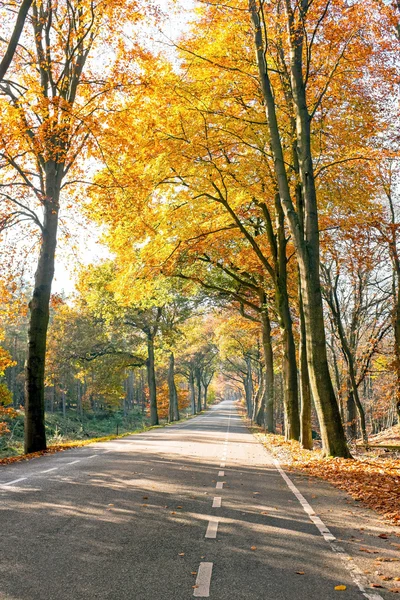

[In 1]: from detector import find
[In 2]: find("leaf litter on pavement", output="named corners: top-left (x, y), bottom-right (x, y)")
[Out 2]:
top-left (257, 434), bottom-right (400, 526)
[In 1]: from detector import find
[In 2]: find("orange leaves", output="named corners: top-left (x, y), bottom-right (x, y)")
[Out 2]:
top-left (259, 434), bottom-right (400, 525)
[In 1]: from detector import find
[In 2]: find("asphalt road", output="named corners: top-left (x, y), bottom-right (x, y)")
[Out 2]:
top-left (0, 400), bottom-right (394, 600)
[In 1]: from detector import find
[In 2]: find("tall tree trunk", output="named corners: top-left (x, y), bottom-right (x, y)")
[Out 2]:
top-left (346, 389), bottom-right (357, 441)
top-left (24, 190), bottom-right (59, 453)
top-left (147, 335), bottom-right (158, 426)
top-left (249, 0), bottom-right (350, 457)
top-left (253, 376), bottom-right (265, 426)
top-left (260, 300), bottom-right (274, 432)
top-left (77, 379), bottom-right (83, 418)
top-left (274, 196), bottom-right (300, 439)
top-left (168, 352), bottom-right (180, 422)
top-left (189, 368), bottom-right (196, 414)
top-left (299, 287), bottom-right (313, 449)
top-left (245, 356), bottom-right (254, 417)
top-left (62, 384), bottom-right (66, 419)
top-left (203, 384), bottom-right (209, 410)
top-left (349, 374), bottom-right (368, 444)
top-left (195, 368), bottom-right (202, 413)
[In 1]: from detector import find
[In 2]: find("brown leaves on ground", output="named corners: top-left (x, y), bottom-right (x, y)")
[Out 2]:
top-left (258, 434), bottom-right (400, 526)
top-left (0, 444), bottom-right (78, 465)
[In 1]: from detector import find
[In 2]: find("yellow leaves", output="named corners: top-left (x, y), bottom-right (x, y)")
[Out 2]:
top-left (334, 585), bottom-right (347, 591)
top-left (0, 345), bottom-right (16, 377)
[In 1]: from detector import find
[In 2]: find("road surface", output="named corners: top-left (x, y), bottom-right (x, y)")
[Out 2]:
top-left (0, 400), bottom-right (396, 599)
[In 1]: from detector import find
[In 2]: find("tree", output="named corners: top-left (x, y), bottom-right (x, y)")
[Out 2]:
top-left (0, 0), bottom-right (33, 80)
top-left (0, 0), bottom-right (148, 452)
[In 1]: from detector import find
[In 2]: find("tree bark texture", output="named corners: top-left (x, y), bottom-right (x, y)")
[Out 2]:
top-left (24, 177), bottom-right (59, 453)
top-left (249, 0), bottom-right (350, 457)
top-left (299, 287), bottom-right (313, 449)
top-left (168, 352), bottom-right (180, 422)
top-left (147, 336), bottom-right (159, 426)
top-left (260, 304), bottom-right (274, 432)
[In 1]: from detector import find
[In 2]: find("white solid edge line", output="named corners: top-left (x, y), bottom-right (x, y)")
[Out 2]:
top-left (272, 457), bottom-right (384, 600)
top-left (40, 467), bottom-right (58, 474)
top-left (218, 471), bottom-right (224, 477)
top-left (212, 496), bottom-right (222, 508)
top-left (193, 562), bottom-right (213, 597)
top-left (216, 481), bottom-right (224, 489)
top-left (1, 477), bottom-right (27, 486)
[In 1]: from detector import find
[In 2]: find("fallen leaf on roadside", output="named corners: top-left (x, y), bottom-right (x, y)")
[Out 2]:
top-left (250, 546), bottom-right (257, 551)
top-left (178, 553), bottom-right (185, 556)
top-left (191, 572), bottom-right (197, 576)
top-left (296, 571), bottom-right (305, 575)
top-left (334, 585), bottom-right (347, 591)
top-left (389, 589), bottom-right (400, 594)
top-left (371, 584), bottom-right (384, 588)
top-left (378, 534), bottom-right (389, 539)
top-left (256, 434), bottom-right (400, 525)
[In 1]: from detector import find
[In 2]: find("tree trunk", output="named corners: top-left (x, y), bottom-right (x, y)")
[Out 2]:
top-left (260, 302), bottom-right (274, 432)
top-left (168, 352), bottom-right (180, 422)
top-left (195, 368), bottom-right (202, 413)
top-left (61, 384), bottom-right (66, 419)
top-left (245, 356), bottom-right (254, 417)
top-left (249, 0), bottom-right (350, 458)
top-left (189, 368), bottom-right (196, 414)
top-left (24, 189), bottom-right (59, 453)
top-left (274, 197), bottom-right (300, 439)
top-left (147, 335), bottom-right (158, 426)
top-left (346, 389), bottom-right (357, 441)
top-left (299, 287), bottom-right (313, 449)
top-left (77, 379), bottom-right (83, 418)
top-left (203, 384), bottom-right (209, 410)
top-left (349, 375), bottom-right (368, 444)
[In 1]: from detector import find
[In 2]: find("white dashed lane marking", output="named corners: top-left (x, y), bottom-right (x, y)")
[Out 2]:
top-left (212, 496), bottom-right (221, 508)
top-left (218, 471), bottom-right (224, 477)
top-left (66, 460), bottom-right (81, 466)
top-left (40, 467), bottom-right (58, 474)
top-left (193, 562), bottom-right (213, 597)
top-left (205, 517), bottom-right (219, 539)
top-left (216, 481), bottom-right (224, 489)
top-left (1, 477), bottom-right (27, 487)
